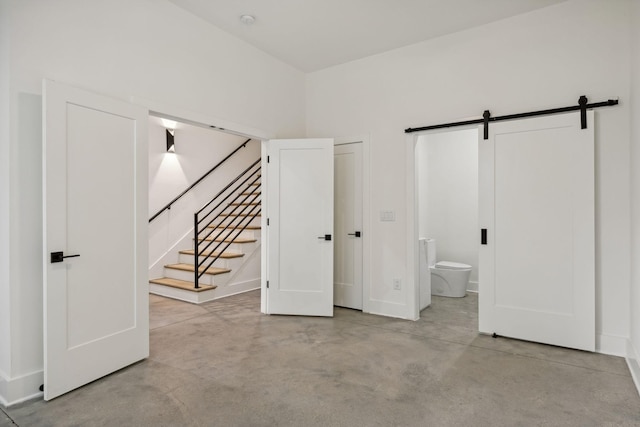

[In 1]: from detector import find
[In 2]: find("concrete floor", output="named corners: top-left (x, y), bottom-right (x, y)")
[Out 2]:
top-left (2, 291), bottom-right (639, 426)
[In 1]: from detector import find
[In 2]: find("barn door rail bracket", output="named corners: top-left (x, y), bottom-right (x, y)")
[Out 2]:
top-left (404, 96), bottom-right (619, 138)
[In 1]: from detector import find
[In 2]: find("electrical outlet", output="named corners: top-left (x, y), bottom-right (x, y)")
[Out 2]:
top-left (393, 278), bottom-right (401, 290)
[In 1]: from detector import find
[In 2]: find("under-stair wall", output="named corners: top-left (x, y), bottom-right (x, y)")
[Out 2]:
top-left (148, 117), bottom-right (261, 301)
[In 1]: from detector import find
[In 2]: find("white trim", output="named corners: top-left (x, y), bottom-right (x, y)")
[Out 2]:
top-left (406, 134), bottom-right (419, 320)
top-left (0, 369), bottom-right (43, 407)
top-left (130, 96), bottom-right (274, 141)
top-left (467, 280), bottom-right (479, 293)
top-left (334, 136), bottom-right (371, 314)
top-left (596, 333), bottom-right (628, 357)
top-left (367, 300), bottom-right (413, 320)
top-left (626, 339), bottom-right (640, 396)
top-left (260, 141), bottom-right (268, 314)
top-left (150, 279), bottom-right (259, 304)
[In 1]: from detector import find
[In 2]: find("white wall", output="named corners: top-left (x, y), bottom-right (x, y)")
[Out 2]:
top-left (2, 0), bottom-right (305, 406)
top-left (148, 117), bottom-right (258, 220)
top-left (0, 0), bottom-right (12, 403)
top-left (306, 0), bottom-right (632, 352)
top-left (417, 130), bottom-right (478, 286)
top-left (628, 0), bottom-right (640, 391)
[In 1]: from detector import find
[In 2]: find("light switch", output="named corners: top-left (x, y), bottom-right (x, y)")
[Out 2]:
top-left (380, 210), bottom-right (395, 222)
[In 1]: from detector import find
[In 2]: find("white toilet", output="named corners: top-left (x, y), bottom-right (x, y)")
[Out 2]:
top-left (427, 238), bottom-right (471, 298)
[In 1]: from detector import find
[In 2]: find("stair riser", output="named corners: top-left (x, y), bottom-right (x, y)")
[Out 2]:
top-left (178, 253), bottom-right (245, 270)
top-left (217, 214), bottom-right (261, 220)
top-left (205, 217), bottom-right (261, 229)
top-left (199, 229), bottom-right (258, 240)
top-left (200, 241), bottom-right (259, 253)
top-left (163, 267), bottom-right (229, 286)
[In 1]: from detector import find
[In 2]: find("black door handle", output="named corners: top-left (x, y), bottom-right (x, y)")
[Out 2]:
top-left (51, 251), bottom-right (81, 263)
top-left (317, 234), bottom-right (332, 241)
top-left (481, 229), bottom-right (487, 245)
top-left (347, 231), bottom-right (362, 238)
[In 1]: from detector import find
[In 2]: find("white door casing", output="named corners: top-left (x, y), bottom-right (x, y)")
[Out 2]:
top-left (265, 139), bottom-right (334, 316)
top-left (478, 111), bottom-right (595, 351)
top-left (334, 143), bottom-right (363, 310)
top-left (43, 80), bottom-right (149, 400)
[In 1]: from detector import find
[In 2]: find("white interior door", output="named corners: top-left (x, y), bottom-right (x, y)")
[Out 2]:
top-left (334, 142), bottom-right (363, 310)
top-left (266, 138), bottom-right (334, 316)
top-left (479, 111), bottom-right (595, 351)
top-left (43, 80), bottom-right (149, 400)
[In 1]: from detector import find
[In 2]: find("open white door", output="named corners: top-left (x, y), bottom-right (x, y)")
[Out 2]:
top-left (265, 138), bottom-right (334, 316)
top-left (334, 142), bottom-right (363, 310)
top-left (43, 80), bottom-right (149, 400)
top-left (479, 111), bottom-right (595, 351)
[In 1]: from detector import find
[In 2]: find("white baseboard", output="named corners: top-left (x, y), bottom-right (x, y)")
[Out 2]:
top-left (626, 339), bottom-right (640, 397)
top-left (150, 278), bottom-right (260, 305)
top-left (0, 369), bottom-right (43, 407)
top-left (366, 299), bottom-right (412, 320)
top-left (467, 280), bottom-right (478, 292)
top-left (596, 333), bottom-right (628, 357)
top-left (211, 279), bottom-right (260, 300)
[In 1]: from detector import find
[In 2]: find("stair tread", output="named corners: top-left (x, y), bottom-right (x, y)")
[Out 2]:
top-left (150, 277), bottom-right (217, 292)
top-left (197, 236), bottom-right (258, 244)
top-left (229, 202), bottom-right (260, 206)
top-left (165, 263), bottom-right (231, 275)
top-left (179, 249), bottom-right (244, 258)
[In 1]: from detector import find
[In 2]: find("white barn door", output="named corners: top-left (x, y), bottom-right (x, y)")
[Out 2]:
top-left (43, 80), bottom-right (149, 400)
top-left (265, 139), bottom-right (334, 316)
top-left (479, 111), bottom-right (595, 351)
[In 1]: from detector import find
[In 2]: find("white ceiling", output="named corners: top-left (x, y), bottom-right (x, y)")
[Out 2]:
top-left (169, 0), bottom-right (567, 72)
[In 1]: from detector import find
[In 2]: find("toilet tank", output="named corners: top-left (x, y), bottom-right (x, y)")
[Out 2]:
top-left (426, 238), bottom-right (436, 267)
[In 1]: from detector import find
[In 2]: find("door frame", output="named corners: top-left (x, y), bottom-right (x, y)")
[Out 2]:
top-left (406, 125), bottom-right (479, 321)
top-left (334, 136), bottom-right (371, 313)
top-left (130, 97), bottom-right (276, 313)
top-left (130, 97), bottom-right (273, 313)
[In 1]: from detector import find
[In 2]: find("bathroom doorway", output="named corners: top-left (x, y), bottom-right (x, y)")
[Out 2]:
top-left (415, 128), bottom-right (479, 316)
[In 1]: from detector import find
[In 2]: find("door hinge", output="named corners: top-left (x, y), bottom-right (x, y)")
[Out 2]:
top-left (267, 155), bottom-right (270, 163)
top-left (266, 280), bottom-right (269, 289)
top-left (267, 218), bottom-right (270, 226)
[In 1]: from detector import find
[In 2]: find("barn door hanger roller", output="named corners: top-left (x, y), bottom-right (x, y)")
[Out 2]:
top-left (405, 95), bottom-right (620, 139)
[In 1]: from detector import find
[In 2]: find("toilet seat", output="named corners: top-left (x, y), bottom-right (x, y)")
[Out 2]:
top-left (434, 261), bottom-right (471, 270)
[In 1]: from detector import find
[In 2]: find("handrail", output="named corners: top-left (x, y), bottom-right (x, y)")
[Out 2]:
top-left (193, 162), bottom-right (261, 289)
top-left (196, 173), bottom-right (261, 251)
top-left (198, 206), bottom-right (261, 284)
top-left (196, 159), bottom-right (261, 216)
top-left (148, 138), bottom-right (252, 223)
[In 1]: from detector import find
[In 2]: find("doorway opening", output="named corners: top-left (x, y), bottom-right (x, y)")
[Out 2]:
top-left (147, 111), bottom-right (265, 307)
top-left (414, 129), bottom-right (479, 317)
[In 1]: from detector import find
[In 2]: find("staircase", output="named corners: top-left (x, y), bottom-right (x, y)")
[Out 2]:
top-left (149, 155), bottom-right (261, 304)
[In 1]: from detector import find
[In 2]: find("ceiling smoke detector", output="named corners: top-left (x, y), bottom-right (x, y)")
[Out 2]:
top-left (240, 15), bottom-right (255, 25)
